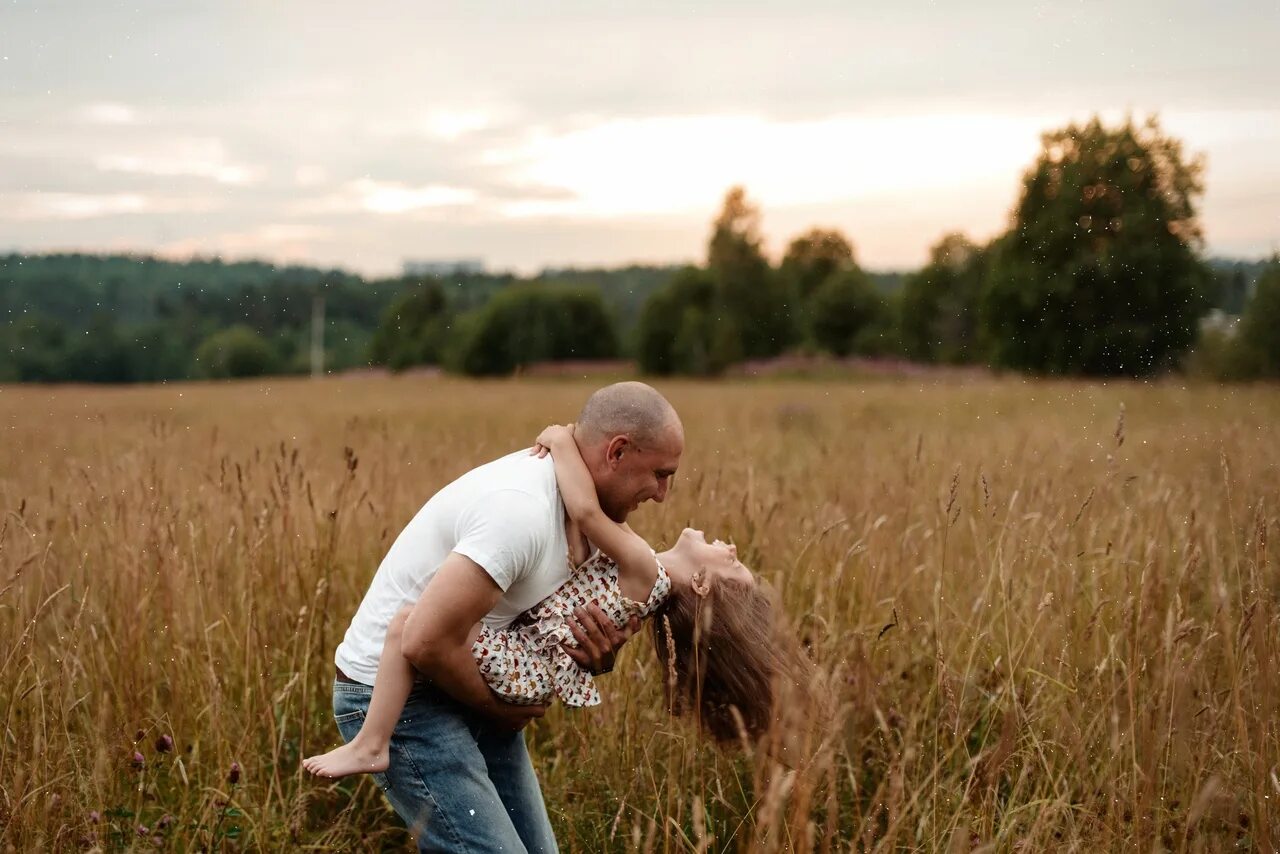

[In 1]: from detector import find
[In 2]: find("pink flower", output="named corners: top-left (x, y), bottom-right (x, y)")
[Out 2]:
top-left (228, 761), bottom-right (241, 785)
top-left (155, 734), bottom-right (174, 753)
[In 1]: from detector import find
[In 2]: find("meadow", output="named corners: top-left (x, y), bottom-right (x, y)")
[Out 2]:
top-left (1, 374), bottom-right (1277, 852)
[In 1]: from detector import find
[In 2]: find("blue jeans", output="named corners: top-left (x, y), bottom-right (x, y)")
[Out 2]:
top-left (332, 679), bottom-right (558, 853)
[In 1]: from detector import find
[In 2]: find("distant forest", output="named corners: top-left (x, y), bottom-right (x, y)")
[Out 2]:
top-left (0, 250), bottom-right (909, 383)
top-left (0, 249), bottom-right (1265, 384)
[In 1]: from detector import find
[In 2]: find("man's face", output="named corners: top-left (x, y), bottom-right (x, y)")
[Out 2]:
top-left (595, 426), bottom-right (683, 522)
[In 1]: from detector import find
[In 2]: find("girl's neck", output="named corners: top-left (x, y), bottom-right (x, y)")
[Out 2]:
top-left (656, 547), bottom-right (696, 591)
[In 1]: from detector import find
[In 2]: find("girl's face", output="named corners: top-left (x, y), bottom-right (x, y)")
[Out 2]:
top-left (671, 527), bottom-right (755, 587)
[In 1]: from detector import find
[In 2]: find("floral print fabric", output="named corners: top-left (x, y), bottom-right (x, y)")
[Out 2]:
top-left (472, 549), bottom-right (671, 707)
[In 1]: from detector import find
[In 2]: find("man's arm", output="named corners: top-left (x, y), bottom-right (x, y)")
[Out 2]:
top-left (400, 551), bottom-right (545, 731)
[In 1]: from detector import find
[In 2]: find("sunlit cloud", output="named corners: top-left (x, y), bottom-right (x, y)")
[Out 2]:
top-left (420, 108), bottom-right (500, 141)
top-left (489, 113), bottom-right (1050, 220)
top-left (0, 192), bottom-right (218, 220)
top-left (93, 138), bottom-right (263, 185)
top-left (79, 102), bottom-right (139, 125)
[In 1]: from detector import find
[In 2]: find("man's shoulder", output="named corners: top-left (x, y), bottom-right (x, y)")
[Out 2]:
top-left (435, 451), bottom-right (558, 518)
top-left (456, 450), bottom-right (557, 495)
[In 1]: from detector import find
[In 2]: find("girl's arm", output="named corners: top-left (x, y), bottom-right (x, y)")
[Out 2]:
top-left (534, 425), bottom-right (659, 602)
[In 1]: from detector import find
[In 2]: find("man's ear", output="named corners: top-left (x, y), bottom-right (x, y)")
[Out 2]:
top-left (605, 435), bottom-right (630, 470)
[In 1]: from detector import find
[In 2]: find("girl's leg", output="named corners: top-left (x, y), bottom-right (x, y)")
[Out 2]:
top-left (303, 606), bottom-right (417, 778)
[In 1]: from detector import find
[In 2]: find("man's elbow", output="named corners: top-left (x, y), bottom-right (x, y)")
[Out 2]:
top-left (399, 625), bottom-right (444, 673)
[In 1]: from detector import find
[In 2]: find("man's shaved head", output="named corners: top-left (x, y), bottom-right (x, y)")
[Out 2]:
top-left (577, 382), bottom-right (682, 447)
top-left (575, 382), bottom-right (684, 521)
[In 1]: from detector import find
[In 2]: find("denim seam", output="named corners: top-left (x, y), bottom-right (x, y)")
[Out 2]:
top-left (393, 739), bottom-right (471, 852)
top-left (332, 681), bottom-right (373, 695)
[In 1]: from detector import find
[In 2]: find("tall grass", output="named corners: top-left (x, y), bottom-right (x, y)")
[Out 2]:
top-left (1, 376), bottom-right (1276, 851)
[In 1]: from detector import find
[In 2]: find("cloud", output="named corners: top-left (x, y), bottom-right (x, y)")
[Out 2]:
top-left (418, 108), bottom-right (503, 141)
top-left (93, 138), bottom-right (262, 185)
top-left (79, 102), bottom-right (139, 125)
top-left (294, 179), bottom-right (479, 215)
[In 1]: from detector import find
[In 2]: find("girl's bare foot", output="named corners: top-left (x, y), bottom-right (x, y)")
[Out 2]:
top-left (302, 741), bottom-right (389, 779)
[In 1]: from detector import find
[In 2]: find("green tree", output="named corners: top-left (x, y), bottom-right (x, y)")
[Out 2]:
top-left (61, 313), bottom-right (141, 383)
top-left (780, 228), bottom-right (856, 302)
top-left (0, 314), bottom-right (70, 381)
top-left (899, 233), bottom-right (989, 364)
top-left (194, 326), bottom-right (278, 379)
top-left (708, 187), bottom-right (795, 359)
top-left (369, 282), bottom-right (449, 371)
top-left (1233, 258), bottom-right (1280, 376)
top-left (809, 269), bottom-right (885, 356)
top-left (635, 267), bottom-right (742, 376)
top-left (780, 227), bottom-right (857, 347)
top-left (981, 115), bottom-right (1213, 376)
top-left (448, 284), bottom-right (618, 376)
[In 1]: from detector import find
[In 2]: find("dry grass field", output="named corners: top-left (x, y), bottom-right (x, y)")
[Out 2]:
top-left (1, 374), bottom-right (1278, 852)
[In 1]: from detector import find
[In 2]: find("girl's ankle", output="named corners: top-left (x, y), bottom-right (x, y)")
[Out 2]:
top-left (350, 733), bottom-right (389, 752)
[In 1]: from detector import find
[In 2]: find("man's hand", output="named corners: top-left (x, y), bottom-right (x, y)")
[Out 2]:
top-left (564, 604), bottom-right (640, 675)
top-left (487, 698), bottom-right (547, 731)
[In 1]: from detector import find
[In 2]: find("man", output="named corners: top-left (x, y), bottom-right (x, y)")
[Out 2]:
top-left (332, 382), bottom-right (684, 852)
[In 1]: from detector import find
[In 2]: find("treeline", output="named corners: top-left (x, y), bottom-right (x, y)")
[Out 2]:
top-left (2, 113), bottom-right (1278, 384)
top-left (0, 256), bottom-right (682, 382)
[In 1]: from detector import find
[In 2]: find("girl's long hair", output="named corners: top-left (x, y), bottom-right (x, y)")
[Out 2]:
top-left (650, 575), bottom-right (816, 746)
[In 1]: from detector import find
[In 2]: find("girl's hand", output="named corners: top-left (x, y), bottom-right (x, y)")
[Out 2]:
top-left (530, 423), bottom-right (575, 458)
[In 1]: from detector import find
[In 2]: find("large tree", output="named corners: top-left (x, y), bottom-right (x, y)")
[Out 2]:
top-left (708, 187), bottom-right (795, 359)
top-left (899, 232), bottom-right (988, 364)
top-left (780, 228), bottom-right (856, 301)
top-left (808, 269), bottom-right (886, 357)
top-left (635, 267), bottom-right (741, 376)
top-left (981, 116), bottom-right (1213, 376)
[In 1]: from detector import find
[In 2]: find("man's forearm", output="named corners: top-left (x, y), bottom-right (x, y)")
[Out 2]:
top-left (408, 641), bottom-right (502, 715)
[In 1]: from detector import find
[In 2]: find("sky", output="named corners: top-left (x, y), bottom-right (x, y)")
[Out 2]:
top-left (1, 0), bottom-right (1277, 276)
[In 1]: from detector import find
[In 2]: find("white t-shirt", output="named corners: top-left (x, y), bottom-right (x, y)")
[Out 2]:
top-left (334, 451), bottom-right (572, 685)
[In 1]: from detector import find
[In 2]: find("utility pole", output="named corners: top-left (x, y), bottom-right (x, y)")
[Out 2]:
top-left (310, 295), bottom-right (325, 377)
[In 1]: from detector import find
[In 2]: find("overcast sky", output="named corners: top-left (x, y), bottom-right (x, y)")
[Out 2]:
top-left (1, 0), bottom-right (1277, 275)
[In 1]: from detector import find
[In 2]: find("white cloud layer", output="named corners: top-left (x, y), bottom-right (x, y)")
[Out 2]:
top-left (3, 2), bottom-right (1276, 271)
top-left (294, 180), bottom-right (479, 216)
top-left (0, 191), bottom-right (218, 220)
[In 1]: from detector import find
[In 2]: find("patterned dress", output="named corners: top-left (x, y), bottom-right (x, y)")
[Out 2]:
top-left (472, 549), bottom-right (671, 707)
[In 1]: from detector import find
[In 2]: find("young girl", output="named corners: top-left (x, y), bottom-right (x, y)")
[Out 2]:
top-left (304, 424), bottom-right (807, 778)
